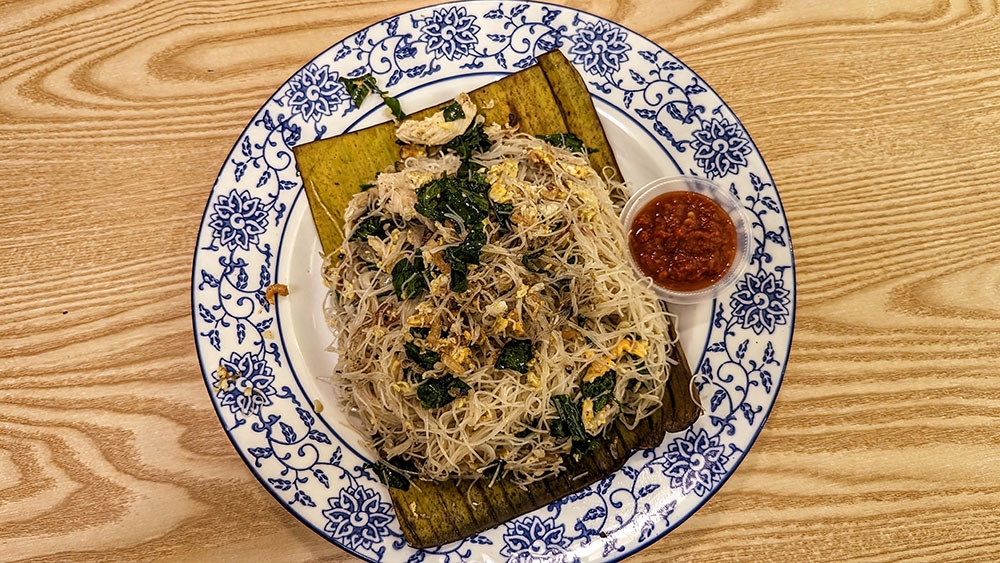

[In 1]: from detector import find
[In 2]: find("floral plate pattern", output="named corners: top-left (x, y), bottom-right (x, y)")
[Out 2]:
top-left (192, 2), bottom-right (795, 561)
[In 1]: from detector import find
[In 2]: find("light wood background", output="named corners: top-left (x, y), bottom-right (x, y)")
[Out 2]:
top-left (3, 0), bottom-right (999, 561)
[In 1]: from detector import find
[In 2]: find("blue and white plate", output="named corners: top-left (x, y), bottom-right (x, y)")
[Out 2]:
top-left (192, 2), bottom-right (795, 561)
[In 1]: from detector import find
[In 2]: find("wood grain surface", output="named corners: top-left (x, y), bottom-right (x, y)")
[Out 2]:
top-left (2, 0), bottom-right (999, 561)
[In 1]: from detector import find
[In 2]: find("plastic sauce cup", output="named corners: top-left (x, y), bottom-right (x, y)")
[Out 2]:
top-left (620, 176), bottom-right (753, 305)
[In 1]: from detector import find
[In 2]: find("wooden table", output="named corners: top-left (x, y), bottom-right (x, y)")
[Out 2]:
top-left (3, 0), bottom-right (999, 561)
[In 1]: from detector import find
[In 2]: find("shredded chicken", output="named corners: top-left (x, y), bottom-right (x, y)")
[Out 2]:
top-left (395, 93), bottom-right (478, 146)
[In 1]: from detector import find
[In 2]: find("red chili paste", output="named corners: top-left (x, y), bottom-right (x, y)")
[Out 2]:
top-left (629, 191), bottom-right (737, 291)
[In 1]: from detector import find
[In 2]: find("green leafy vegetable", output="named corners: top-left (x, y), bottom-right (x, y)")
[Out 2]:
top-left (442, 101), bottom-right (466, 122)
top-left (550, 395), bottom-right (604, 459)
top-left (440, 120), bottom-right (492, 181)
top-left (522, 249), bottom-right (546, 273)
top-left (415, 176), bottom-right (491, 294)
top-left (417, 375), bottom-right (471, 409)
top-left (581, 370), bottom-right (616, 398)
top-left (445, 225), bottom-right (487, 266)
top-left (444, 221), bottom-right (487, 294)
top-left (592, 393), bottom-right (618, 416)
top-left (349, 214), bottom-right (388, 241)
top-left (414, 176), bottom-right (491, 226)
top-left (535, 133), bottom-right (596, 154)
top-left (490, 201), bottom-right (514, 235)
top-left (338, 73), bottom-right (407, 121)
top-left (448, 260), bottom-right (469, 293)
top-left (368, 456), bottom-right (416, 491)
top-left (550, 394), bottom-right (588, 443)
top-left (484, 459), bottom-right (506, 481)
top-left (405, 342), bottom-right (440, 371)
top-left (457, 160), bottom-right (487, 181)
top-left (571, 437), bottom-right (601, 460)
top-left (391, 255), bottom-right (428, 300)
top-left (495, 339), bottom-right (534, 374)
top-left (409, 327), bottom-right (431, 339)
top-left (442, 122), bottom-right (492, 161)
top-left (514, 420), bottom-right (537, 438)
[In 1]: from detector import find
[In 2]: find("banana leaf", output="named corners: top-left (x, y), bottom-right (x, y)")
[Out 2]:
top-left (292, 50), bottom-right (700, 548)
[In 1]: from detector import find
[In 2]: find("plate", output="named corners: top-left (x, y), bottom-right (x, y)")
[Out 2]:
top-left (191, 2), bottom-right (795, 561)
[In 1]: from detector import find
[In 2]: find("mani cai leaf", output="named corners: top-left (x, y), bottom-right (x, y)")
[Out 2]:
top-left (414, 175), bottom-right (490, 226)
top-left (444, 224), bottom-right (487, 266)
top-left (415, 175), bottom-right (491, 294)
top-left (338, 73), bottom-right (407, 121)
top-left (492, 201), bottom-right (514, 232)
top-left (581, 370), bottom-right (616, 399)
top-left (349, 214), bottom-right (389, 241)
top-left (448, 260), bottom-right (469, 294)
top-left (442, 122), bottom-right (492, 162)
top-left (391, 255), bottom-right (428, 301)
top-left (494, 339), bottom-right (534, 374)
top-left (549, 395), bottom-right (604, 460)
top-left (369, 456), bottom-right (417, 491)
top-left (549, 394), bottom-right (587, 442)
top-left (405, 342), bottom-right (440, 371)
top-left (442, 100), bottom-right (466, 122)
top-left (521, 249), bottom-right (545, 273)
top-left (417, 375), bottom-right (471, 409)
top-left (535, 132), bottom-right (596, 154)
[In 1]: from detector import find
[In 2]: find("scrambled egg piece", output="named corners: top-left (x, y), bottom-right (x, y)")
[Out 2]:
top-left (484, 300), bottom-right (508, 317)
top-left (388, 357), bottom-right (402, 378)
top-left (525, 369), bottom-right (542, 388)
top-left (567, 179), bottom-right (600, 221)
top-left (583, 356), bottom-right (616, 383)
top-left (611, 337), bottom-right (648, 359)
top-left (341, 280), bottom-right (356, 300)
top-left (490, 312), bottom-right (525, 336)
top-left (395, 92), bottom-right (477, 145)
top-left (537, 202), bottom-right (562, 221)
top-left (582, 398), bottom-right (619, 436)
top-left (213, 365), bottom-right (236, 394)
top-left (560, 328), bottom-right (580, 341)
top-left (441, 343), bottom-right (472, 374)
top-left (514, 282), bottom-right (545, 305)
top-left (511, 202), bottom-right (540, 226)
top-left (541, 185), bottom-right (568, 200)
top-left (429, 274), bottom-right (450, 297)
top-left (582, 338), bottom-right (645, 383)
top-left (561, 162), bottom-right (595, 179)
top-left (487, 159), bottom-right (519, 203)
top-left (406, 300), bottom-right (435, 327)
top-left (610, 337), bottom-right (635, 359)
top-left (515, 284), bottom-right (530, 299)
top-left (400, 143), bottom-right (427, 160)
top-left (526, 145), bottom-right (556, 166)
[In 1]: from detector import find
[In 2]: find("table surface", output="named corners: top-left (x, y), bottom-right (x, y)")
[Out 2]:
top-left (3, 0), bottom-right (999, 561)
